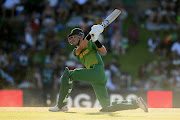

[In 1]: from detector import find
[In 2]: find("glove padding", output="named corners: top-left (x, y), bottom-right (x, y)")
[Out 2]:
top-left (89, 25), bottom-right (104, 42)
top-left (91, 25), bottom-right (104, 33)
top-left (89, 29), bottom-right (99, 42)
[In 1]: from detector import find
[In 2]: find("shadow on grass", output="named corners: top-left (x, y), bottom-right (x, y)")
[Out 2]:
top-left (85, 112), bottom-right (121, 117)
top-left (65, 112), bottom-right (77, 113)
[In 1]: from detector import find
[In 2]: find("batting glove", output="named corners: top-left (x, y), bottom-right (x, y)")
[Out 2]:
top-left (91, 25), bottom-right (104, 33)
top-left (89, 30), bottom-right (99, 42)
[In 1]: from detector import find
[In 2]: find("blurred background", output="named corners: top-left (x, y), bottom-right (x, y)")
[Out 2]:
top-left (0, 0), bottom-right (180, 107)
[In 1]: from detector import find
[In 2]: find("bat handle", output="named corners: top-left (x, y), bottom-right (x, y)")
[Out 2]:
top-left (101, 20), bottom-right (109, 28)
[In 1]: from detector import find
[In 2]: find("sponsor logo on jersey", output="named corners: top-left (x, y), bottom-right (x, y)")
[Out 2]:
top-left (80, 49), bottom-right (89, 59)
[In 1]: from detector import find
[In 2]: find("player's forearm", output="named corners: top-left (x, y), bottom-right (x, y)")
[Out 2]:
top-left (75, 35), bottom-right (90, 55)
top-left (78, 39), bottom-right (89, 50)
top-left (80, 34), bottom-right (93, 49)
top-left (95, 40), bottom-right (107, 54)
top-left (97, 45), bottom-right (107, 55)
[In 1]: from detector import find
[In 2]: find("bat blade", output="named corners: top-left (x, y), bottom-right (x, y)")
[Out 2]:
top-left (101, 9), bottom-right (121, 28)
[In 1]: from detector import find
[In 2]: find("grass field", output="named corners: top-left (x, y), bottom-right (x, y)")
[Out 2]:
top-left (0, 107), bottom-right (180, 120)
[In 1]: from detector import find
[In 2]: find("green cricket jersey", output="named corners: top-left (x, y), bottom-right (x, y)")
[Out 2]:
top-left (73, 40), bottom-right (104, 69)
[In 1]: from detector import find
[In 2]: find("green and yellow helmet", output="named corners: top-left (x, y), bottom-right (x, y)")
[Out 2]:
top-left (68, 28), bottom-right (84, 45)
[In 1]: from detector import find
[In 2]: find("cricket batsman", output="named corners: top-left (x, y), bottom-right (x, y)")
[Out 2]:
top-left (49, 25), bottom-right (148, 112)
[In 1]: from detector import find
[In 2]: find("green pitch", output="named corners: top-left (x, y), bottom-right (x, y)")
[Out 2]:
top-left (0, 107), bottom-right (180, 120)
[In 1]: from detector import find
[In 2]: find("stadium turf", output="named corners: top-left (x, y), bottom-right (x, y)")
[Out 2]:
top-left (0, 107), bottom-right (180, 120)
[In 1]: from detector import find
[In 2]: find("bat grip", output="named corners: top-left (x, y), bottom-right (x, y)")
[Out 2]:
top-left (101, 20), bottom-right (109, 28)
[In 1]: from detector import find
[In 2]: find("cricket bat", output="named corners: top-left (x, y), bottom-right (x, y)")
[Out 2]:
top-left (100, 9), bottom-right (121, 28)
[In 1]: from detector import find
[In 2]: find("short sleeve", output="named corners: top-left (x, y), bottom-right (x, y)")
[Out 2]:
top-left (73, 48), bottom-right (77, 56)
top-left (92, 40), bottom-right (97, 50)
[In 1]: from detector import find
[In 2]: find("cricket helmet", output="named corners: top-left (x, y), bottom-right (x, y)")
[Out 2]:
top-left (68, 28), bottom-right (84, 45)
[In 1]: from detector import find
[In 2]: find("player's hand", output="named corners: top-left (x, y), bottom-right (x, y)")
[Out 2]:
top-left (90, 25), bottom-right (104, 42)
top-left (89, 29), bottom-right (99, 42)
top-left (91, 25), bottom-right (104, 33)
top-left (91, 33), bottom-right (99, 42)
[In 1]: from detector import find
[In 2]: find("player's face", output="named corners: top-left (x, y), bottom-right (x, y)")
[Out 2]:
top-left (68, 35), bottom-right (80, 45)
